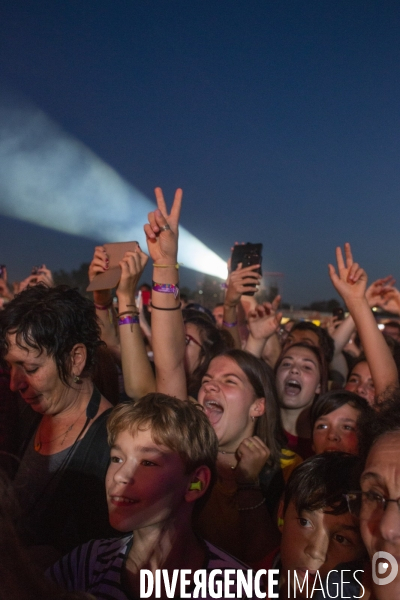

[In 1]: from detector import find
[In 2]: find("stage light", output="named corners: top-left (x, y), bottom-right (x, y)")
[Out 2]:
top-left (0, 88), bottom-right (227, 280)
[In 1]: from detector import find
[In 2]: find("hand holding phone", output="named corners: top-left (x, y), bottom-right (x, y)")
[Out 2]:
top-left (230, 243), bottom-right (263, 296)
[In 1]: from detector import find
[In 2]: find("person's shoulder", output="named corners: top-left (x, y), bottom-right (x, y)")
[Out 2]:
top-left (205, 541), bottom-right (250, 570)
top-left (89, 534), bottom-right (133, 561)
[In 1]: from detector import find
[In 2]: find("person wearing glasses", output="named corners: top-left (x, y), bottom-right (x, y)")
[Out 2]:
top-left (315, 395), bottom-right (400, 599)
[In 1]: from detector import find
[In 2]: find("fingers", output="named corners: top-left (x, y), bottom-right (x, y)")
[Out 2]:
top-left (154, 187), bottom-right (168, 217)
top-left (169, 188), bottom-right (182, 225)
top-left (335, 246), bottom-right (345, 273)
top-left (271, 294), bottom-right (281, 311)
top-left (237, 436), bottom-right (267, 456)
top-left (344, 242), bottom-right (353, 268)
top-left (120, 250), bottom-right (148, 276)
top-left (153, 187), bottom-right (182, 228)
top-left (350, 266), bottom-right (366, 284)
top-left (347, 261), bottom-right (359, 282)
top-left (328, 263), bottom-right (338, 283)
top-left (144, 222), bottom-right (157, 241)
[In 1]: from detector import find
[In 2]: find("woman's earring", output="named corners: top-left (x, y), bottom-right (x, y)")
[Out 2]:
top-left (73, 375), bottom-right (82, 384)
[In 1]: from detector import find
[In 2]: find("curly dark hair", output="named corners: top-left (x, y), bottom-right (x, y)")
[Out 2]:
top-left (0, 285), bottom-right (103, 384)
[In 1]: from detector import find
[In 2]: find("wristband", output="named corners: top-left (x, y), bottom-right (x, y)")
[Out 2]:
top-left (222, 320), bottom-right (238, 328)
top-left (118, 315), bottom-right (139, 326)
top-left (118, 310), bottom-right (139, 317)
top-left (94, 301), bottom-right (113, 310)
top-left (153, 263), bottom-right (180, 269)
top-left (150, 302), bottom-right (182, 311)
top-left (152, 281), bottom-right (179, 299)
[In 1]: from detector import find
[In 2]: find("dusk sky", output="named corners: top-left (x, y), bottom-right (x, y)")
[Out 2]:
top-left (0, 1), bottom-right (399, 305)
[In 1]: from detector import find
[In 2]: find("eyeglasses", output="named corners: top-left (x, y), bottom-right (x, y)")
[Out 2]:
top-left (185, 334), bottom-right (202, 349)
top-left (344, 490), bottom-right (400, 520)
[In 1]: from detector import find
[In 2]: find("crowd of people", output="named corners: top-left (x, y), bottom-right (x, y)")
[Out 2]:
top-left (1, 187), bottom-right (400, 599)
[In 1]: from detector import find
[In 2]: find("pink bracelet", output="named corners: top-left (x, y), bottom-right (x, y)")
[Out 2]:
top-left (94, 301), bottom-right (113, 310)
top-left (118, 315), bottom-right (139, 326)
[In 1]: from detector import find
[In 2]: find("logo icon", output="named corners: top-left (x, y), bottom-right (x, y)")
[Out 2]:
top-left (372, 551), bottom-right (398, 585)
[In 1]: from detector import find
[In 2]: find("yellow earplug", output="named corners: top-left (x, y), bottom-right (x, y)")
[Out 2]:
top-left (189, 481), bottom-right (202, 491)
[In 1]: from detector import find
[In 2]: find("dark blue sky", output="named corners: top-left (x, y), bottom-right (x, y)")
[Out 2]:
top-left (0, 1), bottom-right (399, 305)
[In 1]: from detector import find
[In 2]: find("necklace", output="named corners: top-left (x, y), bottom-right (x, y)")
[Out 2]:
top-left (218, 449), bottom-right (236, 455)
top-left (34, 405), bottom-right (87, 452)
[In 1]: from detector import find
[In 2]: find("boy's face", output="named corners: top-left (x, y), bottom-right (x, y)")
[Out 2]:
top-left (312, 404), bottom-right (360, 455)
top-left (280, 501), bottom-right (365, 598)
top-left (106, 428), bottom-right (191, 532)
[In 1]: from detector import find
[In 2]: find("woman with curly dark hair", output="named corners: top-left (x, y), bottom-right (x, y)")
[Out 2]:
top-left (0, 285), bottom-right (116, 567)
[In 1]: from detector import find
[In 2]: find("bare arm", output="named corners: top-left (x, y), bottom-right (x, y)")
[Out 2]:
top-left (88, 246), bottom-right (120, 360)
top-left (116, 250), bottom-right (155, 400)
top-left (223, 263), bottom-right (261, 349)
top-left (329, 243), bottom-right (399, 398)
top-left (144, 188), bottom-right (188, 400)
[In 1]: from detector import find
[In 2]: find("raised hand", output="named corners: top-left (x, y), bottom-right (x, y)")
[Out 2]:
top-left (365, 275), bottom-right (396, 308)
top-left (0, 267), bottom-right (13, 300)
top-left (116, 249), bottom-right (149, 302)
top-left (144, 187), bottom-right (182, 265)
top-left (34, 265), bottom-right (54, 287)
top-left (224, 263), bottom-right (261, 308)
top-left (234, 436), bottom-right (270, 484)
top-left (328, 243), bottom-right (367, 306)
top-left (19, 264), bottom-right (54, 291)
top-left (378, 287), bottom-right (400, 315)
top-left (247, 298), bottom-right (282, 341)
top-left (88, 246), bottom-right (109, 283)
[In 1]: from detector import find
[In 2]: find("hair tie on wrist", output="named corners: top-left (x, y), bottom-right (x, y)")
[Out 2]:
top-left (150, 302), bottom-right (182, 311)
top-left (118, 310), bottom-right (139, 317)
top-left (153, 263), bottom-right (181, 269)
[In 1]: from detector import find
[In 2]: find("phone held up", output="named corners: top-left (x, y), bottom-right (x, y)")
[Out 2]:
top-left (230, 243), bottom-right (263, 296)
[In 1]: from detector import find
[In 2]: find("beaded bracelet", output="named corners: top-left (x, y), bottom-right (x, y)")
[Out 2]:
top-left (118, 315), bottom-right (139, 326)
top-left (152, 281), bottom-right (179, 299)
top-left (222, 320), bottom-right (238, 328)
top-left (237, 498), bottom-right (265, 511)
top-left (150, 302), bottom-right (182, 311)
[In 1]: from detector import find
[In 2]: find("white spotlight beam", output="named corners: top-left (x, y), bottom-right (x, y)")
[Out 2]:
top-left (0, 90), bottom-right (227, 280)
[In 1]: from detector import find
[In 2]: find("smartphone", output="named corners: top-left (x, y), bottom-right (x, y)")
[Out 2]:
top-left (332, 307), bottom-right (345, 321)
top-left (87, 241), bottom-right (139, 292)
top-left (0, 265), bottom-right (5, 279)
top-left (230, 243), bottom-right (263, 296)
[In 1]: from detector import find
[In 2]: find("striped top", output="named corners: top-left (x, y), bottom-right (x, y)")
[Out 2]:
top-left (48, 534), bottom-right (259, 599)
